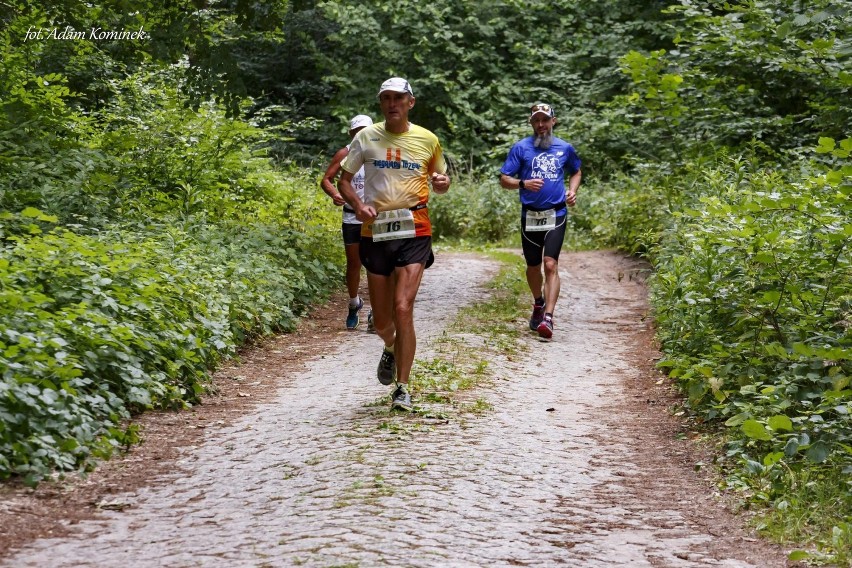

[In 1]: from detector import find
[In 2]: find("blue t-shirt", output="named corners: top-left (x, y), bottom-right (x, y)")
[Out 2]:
top-left (500, 136), bottom-right (582, 214)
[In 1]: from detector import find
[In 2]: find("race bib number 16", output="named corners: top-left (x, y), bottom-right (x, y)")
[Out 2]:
top-left (372, 208), bottom-right (416, 242)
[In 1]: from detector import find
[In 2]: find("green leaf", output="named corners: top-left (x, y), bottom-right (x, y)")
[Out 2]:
top-left (763, 451), bottom-right (784, 466)
top-left (725, 412), bottom-right (749, 427)
top-left (20, 207), bottom-right (45, 218)
top-left (815, 137), bottom-right (836, 153)
top-left (768, 415), bottom-right (793, 431)
top-left (762, 290), bottom-right (781, 303)
top-left (805, 441), bottom-right (829, 463)
top-left (791, 343), bottom-right (814, 357)
top-left (742, 419), bottom-right (772, 441)
top-left (784, 438), bottom-right (800, 457)
top-left (754, 251), bottom-right (774, 264)
top-left (788, 551), bottom-right (810, 561)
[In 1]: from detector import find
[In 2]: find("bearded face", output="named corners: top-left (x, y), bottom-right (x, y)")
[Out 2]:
top-left (530, 115), bottom-right (555, 149)
top-left (534, 131), bottom-right (553, 150)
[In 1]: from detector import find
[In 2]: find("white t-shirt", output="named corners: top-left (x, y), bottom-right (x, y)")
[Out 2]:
top-left (344, 144), bottom-right (365, 225)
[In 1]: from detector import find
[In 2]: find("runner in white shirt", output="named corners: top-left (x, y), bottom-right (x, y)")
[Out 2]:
top-left (320, 114), bottom-right (374, 331)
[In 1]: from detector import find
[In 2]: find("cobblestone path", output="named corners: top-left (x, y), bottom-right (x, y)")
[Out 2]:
top-left (2, 251), bottom-right (788, 567)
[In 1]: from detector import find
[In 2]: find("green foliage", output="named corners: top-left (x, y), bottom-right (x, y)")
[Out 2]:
top-left (650, 150), bottom-right (851, 465)
top-left (89, 69), bottom-right (286, 224)
top-left (317, 0), bottom-right (673, 171)
top-left (580, 166), bottom-right (672, 256)
top-left (0, 209), bottom-right (342, 484)
top-left (0, 223), bottom-right (229, 483)
top-left (603, 0), bottom-right (852, 166)
top-left (188, 219), bottom-right (343, 344)
top-left (430, 177), bottom-right (519, 243)
top-left (0, 13), bottom-right (345, 482)
top-left (631, 146), bottom-right (852, 559)
top-left (580, 132), bottom-right (850, 560)
top-left (750, 466), bottom-right (852, 565)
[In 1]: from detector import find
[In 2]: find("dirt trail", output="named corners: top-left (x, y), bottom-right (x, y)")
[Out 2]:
top-left (0, 251), bottom-right (793, 567)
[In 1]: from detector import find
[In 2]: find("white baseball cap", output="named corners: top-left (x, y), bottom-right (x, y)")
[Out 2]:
top-left (349, 114), bottom-right (373, 130)
top-left (529, 103), bottom-right (556, 119)
top-left (378, 77), bottom-right (414, 97)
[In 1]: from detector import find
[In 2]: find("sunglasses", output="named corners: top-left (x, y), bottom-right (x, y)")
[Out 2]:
top-left (529, 103), bottom-right (555, 117)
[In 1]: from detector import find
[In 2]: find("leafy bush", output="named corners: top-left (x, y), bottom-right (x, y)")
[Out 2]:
top-left (187, 219), bottom-right (342, 344)
top-left (650, 147), bottom-right (851, 468)
top-left (0, 224), bottom-right (227, 483)
top-left (430, 177), bottom-right (519, 243)
top-left (0, 32), bottom-right (347, 483)
top-left (88, 71), bottom-right (282, 223)
top-left (0, 203), bottom-right (342, 484)
top-left (640, 145), bottom-right (852, 558)
top-left (580, 166), bottom-right (671, 256)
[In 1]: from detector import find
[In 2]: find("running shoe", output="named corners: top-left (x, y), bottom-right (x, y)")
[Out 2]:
top-left (377, 347), bottom-right (396, 385)
top-left (391, 384), bottom-right (413, 411)
top-left (346, 298), bottom-right (363, 330)
top-left (366, 309), bottom-right (375, 333)
top-left (529, 301), bottom-right (545, 331)
top-left (537, 315), bottom-right (554, 340)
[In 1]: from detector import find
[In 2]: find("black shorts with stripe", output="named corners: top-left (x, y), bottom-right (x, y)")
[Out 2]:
top-left (520, 206), bottom-right (568, 266)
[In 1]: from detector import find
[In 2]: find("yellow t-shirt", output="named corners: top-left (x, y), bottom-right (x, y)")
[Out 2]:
top-left (341, 122), bottom-right (447, 237)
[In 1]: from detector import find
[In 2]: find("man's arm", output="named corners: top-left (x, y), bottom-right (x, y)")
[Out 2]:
top-left (499, 173), bottom-right (544, 192)
top-left (338, 170), bottom-right (376, 222)
top-left (320, 147), bottom-right (349, 206)
top-left (565, 169), bottom-right (582, 207)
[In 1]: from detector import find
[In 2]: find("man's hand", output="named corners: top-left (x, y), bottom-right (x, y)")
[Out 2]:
top-left (431, 172), bottom-right (451, 194)
top-left (523, 178), bottom-right (545, 192)
top-left (355, 203), bottom-right (378, 223)
top-left (331, 193), bottom-right (346, 206)
top-left (565, 188), bottom-right (577, 207)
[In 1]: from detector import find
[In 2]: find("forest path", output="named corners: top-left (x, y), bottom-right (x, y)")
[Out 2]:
top-left (0, 251), bottom-right (792, 567)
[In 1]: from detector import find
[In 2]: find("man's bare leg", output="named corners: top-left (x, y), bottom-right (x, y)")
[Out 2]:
top-left (344, 243), bottom-right (362, 299)
top-left (390, 262), bottom-right (426, 385)
top-left (526, 263), bottom-right (543, 301)
top-left (367, 271), bottom-right (396, 348)
top-left (542, 256), bottom-right (560, 316)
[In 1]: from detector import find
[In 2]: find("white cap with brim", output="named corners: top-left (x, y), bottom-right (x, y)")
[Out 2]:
top-left (529, 103), bottom-right (555, 119)
top-left (349, 115), bottom-right (373, 131)
top-left (378, 77), bottom-right (414, 97)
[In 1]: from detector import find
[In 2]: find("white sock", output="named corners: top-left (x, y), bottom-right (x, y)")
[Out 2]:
top-left (349, 296), bottom-right (361, 308)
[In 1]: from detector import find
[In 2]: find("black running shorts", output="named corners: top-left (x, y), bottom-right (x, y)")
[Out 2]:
top-left (342, 222), bottom-right (361, 246)
top-left (359, 236), bottom-right (434, 277)
top-left (521, 212), bottom-right (568, 266)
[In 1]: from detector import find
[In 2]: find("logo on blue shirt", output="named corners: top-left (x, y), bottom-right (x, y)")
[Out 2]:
top-left (532, 152), bottom-right (559, 180)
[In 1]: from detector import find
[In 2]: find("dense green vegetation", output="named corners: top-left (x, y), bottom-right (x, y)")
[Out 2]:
top-left (0, 3), bottom-right (344, 484)
top-left (1, 0), bottom-right (849, 562)
top-left (580, 3), bottom-right (851, 562)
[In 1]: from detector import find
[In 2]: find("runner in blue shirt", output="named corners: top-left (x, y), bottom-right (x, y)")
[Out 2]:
top-left (499, 103), bottom-right (582, 340)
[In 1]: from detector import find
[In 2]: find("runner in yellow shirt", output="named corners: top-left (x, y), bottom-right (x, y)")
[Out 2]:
top-left (338, 77), bottom-right (451, 411)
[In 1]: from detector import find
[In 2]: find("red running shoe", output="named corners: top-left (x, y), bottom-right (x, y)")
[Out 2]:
top-left (537, 315), bottom-right (553, 340)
